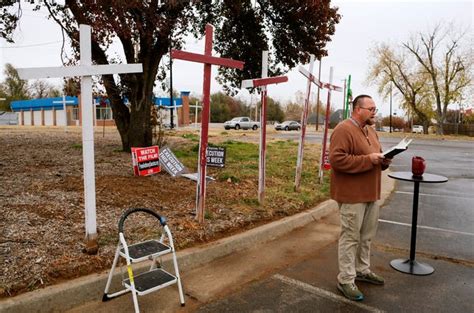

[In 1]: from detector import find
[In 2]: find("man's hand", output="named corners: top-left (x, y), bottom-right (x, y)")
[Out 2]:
top-left (369, 153), bottom-right (385, 165)
top-left (381, 157), bottom-right (392, 166)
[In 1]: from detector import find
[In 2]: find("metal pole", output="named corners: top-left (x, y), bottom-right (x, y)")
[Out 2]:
top-left (390, 82), bottom-right (393, 133)
top-left (169, 31), bottom-right (174, 129)
top-left (409, 181), bottom-right (420, 262)
top-left (315, 58), bottom-right (322, 131)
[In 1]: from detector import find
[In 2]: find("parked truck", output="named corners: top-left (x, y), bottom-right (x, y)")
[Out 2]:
top-left (223, 117), bottom-right (260, 130)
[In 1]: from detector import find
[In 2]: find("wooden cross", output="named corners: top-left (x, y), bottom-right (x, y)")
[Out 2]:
top-left (189, 102), bottom-right (202, 128)
top-left (294, 54), bottom-right (316, 191)
top-left (17, 24), bottom-right (142, 253)
top-left (318, 67), bottom-right (342, 183)
top-left (297, 64), bottom-right (342, 183)
top-left (241, 51), bottom-right (288, 204)
top-left (53, 95), bottom-right (75, 132)
top-left (171, 24), bottom-right (244, 223)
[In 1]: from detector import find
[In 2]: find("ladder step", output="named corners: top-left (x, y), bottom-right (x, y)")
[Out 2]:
top-left (120, 240), bottom-right (171, 262)
top-left (123, 268), bottom-right (177, 296)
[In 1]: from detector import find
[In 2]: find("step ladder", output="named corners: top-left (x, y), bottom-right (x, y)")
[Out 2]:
top-left (102, 208), bottom-right (185, 312)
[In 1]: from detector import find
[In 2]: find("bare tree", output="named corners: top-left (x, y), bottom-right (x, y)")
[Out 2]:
top-left (31, 80), bottom-right (61, 98)
top-left (403, 24), bottom-right (472, 134)
top-left (367, 44), bottom-right (433, 132)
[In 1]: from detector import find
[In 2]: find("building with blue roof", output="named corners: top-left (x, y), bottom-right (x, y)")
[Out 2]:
top-left (11, 96), bottom-right (79, 126)
top-left (10, 91), bottom-right (192, 127)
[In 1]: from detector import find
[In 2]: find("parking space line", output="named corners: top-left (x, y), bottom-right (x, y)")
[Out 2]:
top-left (394, 190), bottom-right (474, 200)
top-left (378, 219), bottom-right (474, 236)
top-left (273, 274), bottom-right (385, 313)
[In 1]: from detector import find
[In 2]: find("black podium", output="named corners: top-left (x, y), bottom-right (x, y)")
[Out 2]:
top-left (388, 171), bottom-right (448, 275)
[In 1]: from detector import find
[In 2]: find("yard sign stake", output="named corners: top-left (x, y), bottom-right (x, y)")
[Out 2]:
top-left (52, 95), bottom-right (75, 132)
top-left (241, 51), bottom-right (288, 204)
top-left (17, 25), bottom-right (142, 252)
top-left (171, 24), bottom-right (244, 223)
top-left (294, 54), bottom-right (315, 191)
top-left (319, 67), bottom-right (343, 184)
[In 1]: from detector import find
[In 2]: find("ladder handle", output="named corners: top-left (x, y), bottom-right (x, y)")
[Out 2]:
top-left (118, 208), bottom-right (167, 233)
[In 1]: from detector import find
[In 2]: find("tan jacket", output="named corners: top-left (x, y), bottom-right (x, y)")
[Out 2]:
top-left (329, 119), bottom-right (384, 203)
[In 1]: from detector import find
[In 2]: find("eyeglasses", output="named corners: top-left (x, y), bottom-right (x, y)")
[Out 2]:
top-left (359, 107), bottom-right (378, 113)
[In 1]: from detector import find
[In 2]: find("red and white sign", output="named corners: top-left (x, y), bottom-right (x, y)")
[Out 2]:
top-left (131, 146), bottom-right (160, 176)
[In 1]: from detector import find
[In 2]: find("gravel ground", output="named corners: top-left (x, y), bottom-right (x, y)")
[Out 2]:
top-left (0, 126), bottom-right (323, 298)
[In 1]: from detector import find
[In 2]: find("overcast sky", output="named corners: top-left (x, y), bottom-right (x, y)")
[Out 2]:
top-left (0, 0), bottom-right (472, 116)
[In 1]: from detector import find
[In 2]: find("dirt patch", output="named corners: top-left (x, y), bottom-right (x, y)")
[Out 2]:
top-left (0, 126), bottom-right (327, 297)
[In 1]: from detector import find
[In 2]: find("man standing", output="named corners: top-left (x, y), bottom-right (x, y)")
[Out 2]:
top-left (329, 94), bottom-right (391, 301)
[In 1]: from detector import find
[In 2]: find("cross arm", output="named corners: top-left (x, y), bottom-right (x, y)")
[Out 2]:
top-left (171, 50), bottom-right (244, 70)
top-left (241, 76), bottom-right (288, 89)
top-left (298, 65), bottom-right (343, 92)
top-left (17, 64), bottom-right (143, 80)
top-left (322, 83), bottom-right (343, 92)
top-left (298, 65), bottom-right (323, 88)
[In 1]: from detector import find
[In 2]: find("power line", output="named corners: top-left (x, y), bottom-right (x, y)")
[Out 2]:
top-left (1, 41), bottom-right (62, 49)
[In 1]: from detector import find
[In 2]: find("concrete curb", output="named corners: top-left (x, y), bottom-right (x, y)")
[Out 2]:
top-left (0, 200), bottom-right (338, 313)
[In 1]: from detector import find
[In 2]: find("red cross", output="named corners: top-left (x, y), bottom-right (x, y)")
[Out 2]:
top-left (319, 67), bottom-right (342, 182)
top-left (171, 24), bottom-right (244, 223)
top-left (299, 64), bottom-right (343, 183)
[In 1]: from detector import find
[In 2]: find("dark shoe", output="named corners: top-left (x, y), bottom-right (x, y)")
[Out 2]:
top-left (356, 272), bottom-right (385, 285)
top-left (337, 282), bottom-right (364, 301)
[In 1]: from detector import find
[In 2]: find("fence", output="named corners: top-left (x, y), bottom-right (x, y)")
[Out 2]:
top-left (0, 112), bottom-right (18, 125)
top-left (442, 123), bottom-right (474, 136)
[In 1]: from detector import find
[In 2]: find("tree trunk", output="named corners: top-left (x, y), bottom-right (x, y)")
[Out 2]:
top-left (128, 96), bottom-right (153, 151)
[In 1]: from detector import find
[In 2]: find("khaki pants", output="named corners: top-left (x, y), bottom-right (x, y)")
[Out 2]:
top-left (337, 202), bottom-right (380, 284)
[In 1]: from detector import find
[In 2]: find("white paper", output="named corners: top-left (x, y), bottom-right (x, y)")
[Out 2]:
top-left (383, 137), bottom-right (413, 158)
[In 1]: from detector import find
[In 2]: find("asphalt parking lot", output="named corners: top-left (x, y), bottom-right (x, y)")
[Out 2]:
top-left (196, 137), bottom-right (474, 312)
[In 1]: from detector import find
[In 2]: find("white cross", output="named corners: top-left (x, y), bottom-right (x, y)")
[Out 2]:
top-left (17, 24), bottom-right (142, 253)
top-left (53, 95), bottom-right (75, 132)
top-left (189, 102), bottom-right (202, 128)
top-left (241, 51), bottom-right (288, 204)
top-left (294, 54), bottom-right (315, 191)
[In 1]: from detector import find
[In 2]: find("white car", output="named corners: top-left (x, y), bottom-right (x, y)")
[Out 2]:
top-left (412, 125), bottom-right (423, 134)
top-left (224, 117), bottom-right (260, 130)
top-left (275, 121), bottom-right (301, 131)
